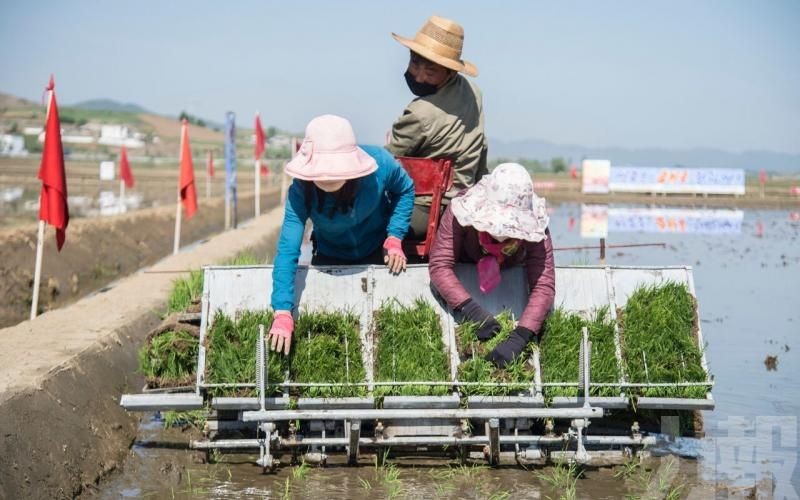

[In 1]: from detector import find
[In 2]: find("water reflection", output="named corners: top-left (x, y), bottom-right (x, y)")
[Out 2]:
top-left (580, 204), bottom-right (744, 238)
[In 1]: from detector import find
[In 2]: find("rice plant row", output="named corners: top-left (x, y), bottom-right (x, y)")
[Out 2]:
top-left (373, 299), bottom-right (451, 397)
top-left (619, 281), bottom-right (708, 398)
top-left (290, 310), bottom-right (366, 398)
top-left (141, 282), bottom-right (709, 402)
top-left (205, 310), bottom-right (287, 397)
top-left (539, 307), bottom-right (620, 399)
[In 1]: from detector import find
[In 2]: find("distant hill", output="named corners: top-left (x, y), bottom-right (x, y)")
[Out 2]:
top-left (0, 92), bottom-right (37, 109)
top-left (72, 98), bottom-right (149, 114)
top-left (489, 137), bottom-right (800, 174)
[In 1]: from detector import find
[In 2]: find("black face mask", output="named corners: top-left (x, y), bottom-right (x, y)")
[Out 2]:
top-left (404, 70), bottom-right (438, 97)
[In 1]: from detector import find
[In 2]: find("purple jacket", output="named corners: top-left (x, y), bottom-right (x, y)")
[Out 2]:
top-left (428, 205), bottom-right (556, 333)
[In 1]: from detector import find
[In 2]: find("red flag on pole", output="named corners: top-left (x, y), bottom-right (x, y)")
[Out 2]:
top-left (254, 113), bottom-right (265, 160)
top-left (207, 150), bottom-right (214, 178)
top-left (38, 75), bottom-right (69, 251)
top-left (119, 146), bottom-right (134, 188)
top-left (179, 119), bottom-right (198, 219)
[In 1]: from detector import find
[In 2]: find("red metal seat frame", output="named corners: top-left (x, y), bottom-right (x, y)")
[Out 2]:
top-left (395, 156), bottom-right (455, 259)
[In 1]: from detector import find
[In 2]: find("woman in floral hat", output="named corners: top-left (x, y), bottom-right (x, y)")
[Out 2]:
top-left (428, 163), bottom-right (555, 367)
top-left (268, 114), bottom-right (415, 355)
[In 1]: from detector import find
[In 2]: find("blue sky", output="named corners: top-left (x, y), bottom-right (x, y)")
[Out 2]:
top-left (2, 0), bottom-right (798, 154)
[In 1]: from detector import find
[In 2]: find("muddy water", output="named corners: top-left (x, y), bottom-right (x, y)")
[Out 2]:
top-left (93, 203), bottom-right (799, 498)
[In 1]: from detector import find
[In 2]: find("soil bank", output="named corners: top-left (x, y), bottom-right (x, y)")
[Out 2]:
top-left (0, 204), bottom-right (284, 500)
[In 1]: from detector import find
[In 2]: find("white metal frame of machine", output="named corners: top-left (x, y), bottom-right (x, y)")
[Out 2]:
top-left (121, 264), bottom-right (713, 469)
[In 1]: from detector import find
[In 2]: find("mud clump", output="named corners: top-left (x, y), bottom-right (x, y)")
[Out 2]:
top-left (764, 355), bottom-right (778, 371)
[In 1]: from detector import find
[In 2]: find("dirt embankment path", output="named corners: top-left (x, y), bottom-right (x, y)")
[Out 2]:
top-left (0, 188), bottom-right (280, 328)
top-left (0, 204), bottom-right (285, 500)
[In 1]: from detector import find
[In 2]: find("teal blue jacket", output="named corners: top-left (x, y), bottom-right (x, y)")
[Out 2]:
top-left (271, 145), bottom-right (414, 311)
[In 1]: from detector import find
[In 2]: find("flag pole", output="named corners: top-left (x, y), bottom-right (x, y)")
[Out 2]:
top-left (173, 123), bottom-right (185, 254)
top-left (254, 112), bottom-right (262, 218)
top-left (30, 220), bottom-right (45, 320)
top-left (30, 88), bottom-right (53, 320)
top-left (255, 157), bottom-right (261, 217)
top-left (206, 150), bottom-right (212, 200)
top-left (173, 192), bottom-right (182, 254)
top-left (283, 137), bottom-right (296, 204)
top-left (119, 179), bottom-right (125, 212)
top-left (224, 195), bottom-right (230, 229)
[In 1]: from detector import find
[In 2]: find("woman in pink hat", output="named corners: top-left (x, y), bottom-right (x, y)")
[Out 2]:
top-left (269, 115), bottom-right (415, 355)
top-left (428, 163), bottom-right (555, 368)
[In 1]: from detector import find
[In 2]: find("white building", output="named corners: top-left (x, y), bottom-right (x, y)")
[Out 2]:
top-left (23, 126), bottom-right (43, 136)
top-left (38, 128), bottom-right (95, 145)
top-left (62, 134), bottom-right (95, 144)
top-left (0, 134), bottom-right (27, 156)
top-left (268, 135), bottom-right (292, 150)
top-left (98, 125), bottom-right (144, 148)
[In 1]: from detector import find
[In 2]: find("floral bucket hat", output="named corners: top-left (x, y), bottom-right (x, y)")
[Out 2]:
top-left (450, 163), bottom-right (549, 242)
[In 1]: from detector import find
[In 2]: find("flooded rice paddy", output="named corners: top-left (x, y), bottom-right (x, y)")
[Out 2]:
top-left (92, 203), bottom-right (799, 499)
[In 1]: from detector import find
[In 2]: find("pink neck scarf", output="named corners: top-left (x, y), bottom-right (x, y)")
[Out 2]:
top-left (477, 232), bottom-right (520, 294)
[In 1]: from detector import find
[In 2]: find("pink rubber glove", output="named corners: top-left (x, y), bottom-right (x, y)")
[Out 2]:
top-left (383, 236), bottom-right (407, 275)
top-left (269, 310), bottom-right (294, 355)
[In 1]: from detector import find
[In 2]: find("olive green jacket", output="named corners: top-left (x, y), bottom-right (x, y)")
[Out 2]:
top-left (386, 74), bottom-right (488, 203)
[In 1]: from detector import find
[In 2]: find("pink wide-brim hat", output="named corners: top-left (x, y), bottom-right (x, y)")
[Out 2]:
top-left (284, 114), bottom-right (377, 181)
top-left (451, 163), bottom-right (549, 242)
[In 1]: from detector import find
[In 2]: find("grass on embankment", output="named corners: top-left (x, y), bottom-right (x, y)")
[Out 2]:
top-left (166, 251), bottom-right (261, 314)
top-left (373, 299), bottom-right (451, 397)
top-left (619, 282), bottom-right (709, 399)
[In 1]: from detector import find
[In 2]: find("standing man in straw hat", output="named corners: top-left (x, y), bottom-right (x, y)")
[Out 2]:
top-left (386, 15), bottom-right (488, 239)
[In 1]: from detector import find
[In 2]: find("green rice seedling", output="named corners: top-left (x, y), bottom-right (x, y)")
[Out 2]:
top-left (456, 311), bottom-right (534, 396)
top-left (619, 282), bottom-right (708, 398)
top-left (138, 330), bottom-right (198, 387)
top-left (167, 270), bottom-right (204, 314)
top-left (290, 310), bottom-right (367, 398)
top-left (374, 299), bottom-right (450, 397)
top-left (539, 307), bottom-right (621, 399)
top-left (291, 460), bottom-right (311, 480)
top-left (225, 251), bottom-right (260, 266)
top-left (534, 460), bottom-right (583, 500)
top-left (206, 310), bottom-right (288, 397)
top-left (163, 410), bottom-right (207, 430)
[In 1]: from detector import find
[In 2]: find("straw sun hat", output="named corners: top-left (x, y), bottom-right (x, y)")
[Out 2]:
top-left (392, 15), bottom-right (478, 77)
top-left (451, 163), bottom-right (549, 242)
top-left (284, 115), bottom-right (377, 182)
